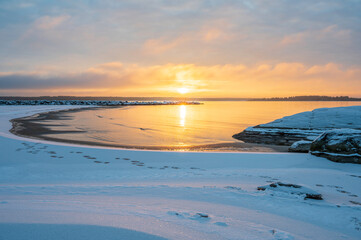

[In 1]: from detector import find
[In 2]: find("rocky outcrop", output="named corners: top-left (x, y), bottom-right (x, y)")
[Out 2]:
top-left (289, 140), bottom-right (312, 153)
top-left (233, 106), bottom-right (361, 149)
top-left (310, 129), bottom-right (361, 164)
top-left (232, 127), bottom-right (320, 146)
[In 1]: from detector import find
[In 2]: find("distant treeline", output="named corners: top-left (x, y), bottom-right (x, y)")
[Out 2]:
top-left (0, 95), bottom-right (360, 101)
top-left (249, 96), bottom-right (361, 101)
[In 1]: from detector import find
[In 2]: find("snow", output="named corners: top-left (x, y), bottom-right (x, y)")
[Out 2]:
top-left (258, 106), bottom-right (361, 130)
top-left (1, 106), bottom-right (361, 239)
top-left (315, 129), bottom-right (361, 146)
top-left (290, 140), bottom-right (312, 149)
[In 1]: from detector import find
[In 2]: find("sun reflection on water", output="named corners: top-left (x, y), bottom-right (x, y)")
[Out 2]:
top-left (179, 105), bottom-right (186, 127)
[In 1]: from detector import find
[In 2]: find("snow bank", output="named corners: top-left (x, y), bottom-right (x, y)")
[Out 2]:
top-left (258, 106), bottom-right (361, 129)
top-left (1, 106), bottom-right (361, 239)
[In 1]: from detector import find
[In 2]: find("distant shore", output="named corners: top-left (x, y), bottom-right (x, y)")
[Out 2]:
top-left (1, 95), bottom-right (361, 102)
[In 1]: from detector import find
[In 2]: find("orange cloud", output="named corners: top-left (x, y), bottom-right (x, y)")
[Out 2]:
top-left (1, 62), bottom-right (360, 97)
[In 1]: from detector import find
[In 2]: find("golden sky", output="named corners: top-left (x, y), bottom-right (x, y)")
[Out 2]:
top-left (0, 1), bottom-right (360, 97)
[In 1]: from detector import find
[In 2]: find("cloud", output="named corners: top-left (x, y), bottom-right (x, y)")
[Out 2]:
top-left (0, 62), bottom-right (360, 97)
top-left (142, 21), bottom-right (235, 55)
top-left (34, 15), bottom-right (70, 30)
top-left (281, 25), bottom-right (351, 45)
top-left (0, 0), bottom-right (360, 81)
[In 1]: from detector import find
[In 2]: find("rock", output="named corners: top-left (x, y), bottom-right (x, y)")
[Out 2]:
top-left (233, 106), bottom-right (361, 147)
top-left (196, 213), bottom-right (209, 218)
top-left (288, 140), bottom-right (312, 153)
top-left (304, 193), bottom-right (323, 200)
top-left (233, 128), bottom-right (306, 146)
top-left (232, 126), bottom-right (321, 146)
top-left (277, 182), bottom-right (302, 188)
top-left (257, 182), bottom-right (323, 200)
top-left (310, 129), bottom-right (361, 164)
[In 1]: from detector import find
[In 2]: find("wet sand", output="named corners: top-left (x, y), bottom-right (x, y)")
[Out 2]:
top-left (10, 107), bottom-right (289, 152)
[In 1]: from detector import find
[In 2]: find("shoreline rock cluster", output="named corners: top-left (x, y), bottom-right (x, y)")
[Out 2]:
top-left (310, 129), bottom-right (361, 164)
top-left (233, 106), bottom-right (361, 163)
top-left (0, 100), bottom-right (202, 106)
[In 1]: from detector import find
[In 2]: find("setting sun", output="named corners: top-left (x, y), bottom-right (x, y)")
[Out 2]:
top-left (177, 87), bottom-right (189, 94)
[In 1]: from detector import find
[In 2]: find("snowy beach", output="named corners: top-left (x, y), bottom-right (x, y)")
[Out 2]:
top-left (1, 106), bottom-right (361, 240)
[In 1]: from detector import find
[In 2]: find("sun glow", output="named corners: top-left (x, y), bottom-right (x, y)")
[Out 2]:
top-left (177, 87), bottom-right (189, 94)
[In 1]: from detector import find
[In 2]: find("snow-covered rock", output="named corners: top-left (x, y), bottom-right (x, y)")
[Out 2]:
top-left (310, 129), bottom-right (361, 164)
top-left (233, 106), bottom-right (361, 146)
top-left (257, 182), bottom-right (323, 200)
top-left (288, 140), bottom-right (312, 153)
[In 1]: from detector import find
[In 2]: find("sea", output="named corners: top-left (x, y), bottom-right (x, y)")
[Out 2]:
top-left (39, 101), bottom-right (361, 150)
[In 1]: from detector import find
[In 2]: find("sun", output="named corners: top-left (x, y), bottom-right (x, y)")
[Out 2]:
top-left (177, 87), bottom-right (189, 94)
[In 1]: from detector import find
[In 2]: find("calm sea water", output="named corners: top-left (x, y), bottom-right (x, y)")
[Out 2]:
top-left (42, 101), bottom-right (361, 149)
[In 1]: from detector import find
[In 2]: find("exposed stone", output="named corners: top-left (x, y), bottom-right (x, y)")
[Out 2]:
top-left (310, 129), bottom-right (361, 164)
top-left (304, 193), bottom-right (323, 200)
top-left (277, 182), bottom-right (302, 188)
top-left (196, 213), bottom-right (209, 218)
top-left (257, 182), bottom-right (323, 200)
top-left (232, 128), bottom-right (310, 146)
top-left (288, 140), bottom-right (312, 153)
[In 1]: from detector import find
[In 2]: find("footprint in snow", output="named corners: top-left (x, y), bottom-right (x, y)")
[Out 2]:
top-left (214, 222), bottom-right (228, 227)
top-left (270, 229), bottom-right (295, 240)
top-left (337, 189), bottom-right (350, 194)
top-left (224, 186), bottom-right (242, 191)
top-left (349, 174), bottom-right (361, 178)
top-left (168, 211), bottom-right (210, 221)
top-left (350, 200), bottom-right (361, 206)
top-left (167, 211), bottom-right (228, 226)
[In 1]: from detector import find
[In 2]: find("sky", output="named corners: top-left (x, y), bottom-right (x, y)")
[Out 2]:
top-left (0, 0), bottom-right (360, 97)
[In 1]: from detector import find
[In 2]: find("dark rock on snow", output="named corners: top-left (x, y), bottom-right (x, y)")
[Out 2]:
top-left (288, 140), bottom-right (312, 153)
top-left (310, 129), bottom-right (361, 164)
top-left (257, 182), bottom-right (323, 200)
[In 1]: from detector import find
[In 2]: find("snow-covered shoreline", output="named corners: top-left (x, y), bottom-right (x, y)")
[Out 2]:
top-left (1, 105), bottom-right (361, 239)
top-left (233, 106), bottom-right (361, 145)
